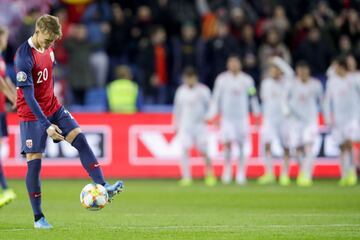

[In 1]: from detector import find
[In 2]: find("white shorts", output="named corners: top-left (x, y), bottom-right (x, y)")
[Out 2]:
top-left (176, 125), bottom-right (208, 152)
top-left (220, 118), bottom-right (249, 144)
top-left (290, 120), bottom-right (318, 148)
top-left (331, 120), bottom-right (359, 145)
top-left (261, 119), bottom-right (291, 148)
top-left (351, 120), bottom-right (360, 142)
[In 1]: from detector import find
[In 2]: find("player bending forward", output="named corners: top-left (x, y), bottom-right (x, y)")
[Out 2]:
top-left (173, 67), bottom-right (217, 186)
top-left (324, 57), bottom-right (358, 186)
top-left (14, 15), bottom-right (123, 229)
top-left (287, 61), bottom-right (323, 186)
top-left (257, 57), bottom-right (294, 186)
top-left (0, 26), bottom-right (17, 207)
top-left (207, 55), bottom-right (260, 185)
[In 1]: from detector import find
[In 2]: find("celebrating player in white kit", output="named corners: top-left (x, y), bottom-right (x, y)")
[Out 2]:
top-left (287, 61), bottom-right (323, 186)
top-left (173, 67), bottom-right (217, 186)
top-left (324, 57), bottom-right (358, 186)
top-left (257, 57), bottom-right (294, 186)
top-left (207, 55), bottom-right (260, 185)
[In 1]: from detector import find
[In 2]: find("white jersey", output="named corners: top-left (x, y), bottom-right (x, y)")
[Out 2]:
top-left (208, 71), bottom-right (259, 122)
top-left (173, 83), bottom-right (211, 131)
top-left (348, 71), bottom-right (360, 120)
top-left (287, 77), bottom-right (323, 125)
top-left (260, 77), bottom-right (291, 125)
top-left (324, 73), bottom-right (358, 127)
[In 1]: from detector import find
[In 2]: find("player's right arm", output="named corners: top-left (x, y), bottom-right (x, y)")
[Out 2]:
top-left (323, 79), bottom-right (334, 128)
top-left (206, 75), bottom-right (222, 121)
top-left (15, 47), bottom-right (64, 141)
top-left (172, 87), bottom-right (182, 131)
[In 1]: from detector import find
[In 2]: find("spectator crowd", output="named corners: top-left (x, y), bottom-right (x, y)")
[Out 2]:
top-left (0, 0), bottom-right (360, 110)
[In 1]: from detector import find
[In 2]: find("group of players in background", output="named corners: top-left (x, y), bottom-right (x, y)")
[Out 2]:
top-left (173, 54), bottom-right (360, 187)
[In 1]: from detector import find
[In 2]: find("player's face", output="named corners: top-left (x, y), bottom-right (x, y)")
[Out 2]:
top-left (184, 75), bottom-right (198, 87)
top-left (36, 30), bottom-right (57, 50)
top-left (335, 63), bottom-right (347, 76)
top-left (269, 65), bottom-right (281, 79)
top-left (346, 56), bottom-right (357, 71)
top-left (296, 66), bottom-right (310, 82)
top-left (227, 57), bottom-right (241, 73)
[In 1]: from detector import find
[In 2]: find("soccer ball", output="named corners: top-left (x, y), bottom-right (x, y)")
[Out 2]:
top-left (80, 183), bottom-right (109, 211)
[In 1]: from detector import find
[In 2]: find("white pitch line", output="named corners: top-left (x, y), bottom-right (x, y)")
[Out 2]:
top-left (1, 224), bottom-right (360, 232)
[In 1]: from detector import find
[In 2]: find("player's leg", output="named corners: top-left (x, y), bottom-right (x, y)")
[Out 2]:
top-left (257, 123), bottom-right (275, 184)
top-left (26, 153), bottom-right (52, 229)
top-left (235, 142), bottom-right (246, 185)
top-left (297, 144), bottom-right (314, 186)
top-left (222, 142), bottom-right (232, 184)
top-left (66, 128), bottom-right (106, 184)
top-left (279, 122), bottom-right (291, 186)
top-left (21, 121), bottom-right (52, 228)
top-left (0, 114), bottom-right (16, 207)
top-left (235, 122), bottom-right (249, 185)
top-left (52, 107), bottom-right (123, 198)
top-left (220, 121), bottom-right (234, 184)
top-left (195, 130), bottom-right (216, 186)
top-left (298, 125), bottom-right (319, 186)
top-left (342, 140), bottom-right (357, 186)
top-left (279, 147), bottom-right (291, 186)
top-left (177, 131), bottom-right (192, 186)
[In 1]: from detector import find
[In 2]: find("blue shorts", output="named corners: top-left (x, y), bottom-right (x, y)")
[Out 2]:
top-left (20, 106), bottom-right (79, 154)
top-left (0, 112), bottom-right (8, 137)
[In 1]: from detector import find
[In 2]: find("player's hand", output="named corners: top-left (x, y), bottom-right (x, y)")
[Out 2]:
top-left (46, 124), bottom-right (64, 141)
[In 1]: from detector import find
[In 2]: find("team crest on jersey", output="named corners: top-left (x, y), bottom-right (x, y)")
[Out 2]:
top-left (50, 51), bottom-right (55, 62)
top-left (16, 71), bottom-right (27, 82)
top-left (26, 139), bottom-right (33, 148)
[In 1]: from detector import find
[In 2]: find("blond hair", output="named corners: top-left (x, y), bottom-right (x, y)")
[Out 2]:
top-left (35, 14), bottom-right (62, 40)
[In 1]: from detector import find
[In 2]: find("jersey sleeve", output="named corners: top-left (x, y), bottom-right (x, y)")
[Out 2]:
top-left (14, 45), bottom-right (34, 87)
top-left (206, 75), bottom-right (222, 120)
top-left (172, 88), bottom-right (182, 128)
top-left (247, 77), bottom-right (257, 96)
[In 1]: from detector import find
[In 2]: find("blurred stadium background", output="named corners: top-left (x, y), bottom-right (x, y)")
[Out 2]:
top-left (0, 1), bottom-right (360, 239)
top-left (0, 0), bottom-right (359, 179)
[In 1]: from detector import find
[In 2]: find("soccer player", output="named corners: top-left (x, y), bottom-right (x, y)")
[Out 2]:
top-left (257, 57), bottom-right (294, 186)
top-left (14, 15), bottom-right (123, 229)
top-left (287, 61), bottom-right (323, 186)
top-left (173, 67), bottom-right (217, 186)
top-left (0, 26), bottom-right (17, 208)
top-left (207, 55), bottom-right (260, 185)
top-left (324, 57), bottom-right (358, 186)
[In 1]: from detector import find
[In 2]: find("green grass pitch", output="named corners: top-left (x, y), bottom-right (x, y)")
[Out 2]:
top-left (0, 179), bottom-right (359, 240)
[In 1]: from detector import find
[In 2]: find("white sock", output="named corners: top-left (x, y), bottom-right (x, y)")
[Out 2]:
top-left (344, 150), bottom-right (354, 176)
top-left (180, 150), bottom-right (191, 180)
top-left (222, 148), bottom-right (232, 182)
top-left (264, 152), bottom-right (273, 175)
top-left (340, 152), bottom-right (347, 179)
top-left (236, 145), bottom-right (246, 182)
top-left (281, 157), bottom-right (289, 177)
top-left (302, 148), bottom-right (314, 179)
top-left (202, 153), bottom-right (213, 176)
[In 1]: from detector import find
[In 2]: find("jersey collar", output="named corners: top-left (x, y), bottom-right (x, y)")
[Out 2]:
top-left (28, 37), bottom-right (45, 53)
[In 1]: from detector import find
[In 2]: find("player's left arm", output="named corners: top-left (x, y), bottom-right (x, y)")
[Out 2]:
top-left (271, 56), bottom-right (295, 79)
top-left (172, 89), bottom-right (181, 130)
top-left (315, 80), bottom-right (324, 114)
top-left (247, 77), bottom-right (260, 117)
